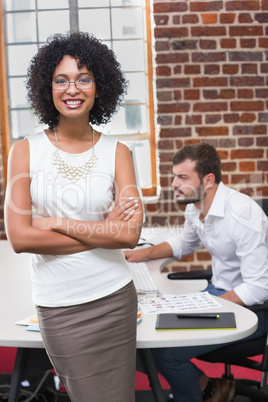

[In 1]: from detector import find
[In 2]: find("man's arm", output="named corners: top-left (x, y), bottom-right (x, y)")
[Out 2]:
top-left (220, 290), bottom-right (245, 306)
top-left (124, 241), bottom-right (174, 262)
top-left (125, 208), bottom-right (202, 262)
top-left (228, 201), bottom-right (268, 306)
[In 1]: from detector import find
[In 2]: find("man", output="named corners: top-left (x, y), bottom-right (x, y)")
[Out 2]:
top-left (125, 143), bottom-right (268, 402)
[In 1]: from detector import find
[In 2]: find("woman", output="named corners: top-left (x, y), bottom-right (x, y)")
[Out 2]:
top-left (5, 31), bottom-right (143, 402)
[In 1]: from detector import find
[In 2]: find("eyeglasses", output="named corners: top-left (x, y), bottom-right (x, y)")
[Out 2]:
top-left (52, 78), bottom-right (95, 91)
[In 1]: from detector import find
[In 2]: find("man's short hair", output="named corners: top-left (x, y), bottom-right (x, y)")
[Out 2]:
top-left (172, 143), bottom-right (222, 183)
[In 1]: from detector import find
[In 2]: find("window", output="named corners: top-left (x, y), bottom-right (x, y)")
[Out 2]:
top-left (1, 0), bottom-right (156, 195)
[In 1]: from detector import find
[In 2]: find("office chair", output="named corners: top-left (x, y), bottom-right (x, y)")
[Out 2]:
top-left (167, 198), bottom-right (268, 282)
top-left (256, 198), bottom-right (268, 216)
top-left (196, 300), bottom-right (268, 401)
top-left (167, 198), bottom-right (268, 401)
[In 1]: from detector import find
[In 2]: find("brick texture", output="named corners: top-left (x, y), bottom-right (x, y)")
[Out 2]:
top-left (145, 0), bottom-right (268, 272)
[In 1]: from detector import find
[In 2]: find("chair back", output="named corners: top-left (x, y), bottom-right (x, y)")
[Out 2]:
top-left (255, 198), bottom-right (268, 217)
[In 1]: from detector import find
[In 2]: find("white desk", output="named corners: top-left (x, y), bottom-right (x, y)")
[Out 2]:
top-left (0, 241), bottom-right (258, 402)
top-left (137, 258), bottom-right (258, 348)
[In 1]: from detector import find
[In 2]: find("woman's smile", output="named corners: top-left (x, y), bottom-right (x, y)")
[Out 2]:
top-left (63, 98), bottom-right (84, 108)
top-left (52, 55), bottom-right (97, 118)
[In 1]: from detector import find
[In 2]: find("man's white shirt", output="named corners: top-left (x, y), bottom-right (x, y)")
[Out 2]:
top-left (166, 182), bottom-right (268, 306)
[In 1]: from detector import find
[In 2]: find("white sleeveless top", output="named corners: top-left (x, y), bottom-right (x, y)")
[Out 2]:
top-left (27, 131), bottom-right (132, 307)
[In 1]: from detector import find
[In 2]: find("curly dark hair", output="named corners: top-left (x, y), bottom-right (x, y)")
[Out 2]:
top-left (26, 31), bottom-right (128, 129)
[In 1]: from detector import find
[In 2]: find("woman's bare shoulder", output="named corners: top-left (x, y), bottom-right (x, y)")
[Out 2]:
top-left (10, 138), bottom-right (29, 153)
top-left (116, 141), bottom-right (131, 157)
top-left (8, 138), bottom-right (30, 171)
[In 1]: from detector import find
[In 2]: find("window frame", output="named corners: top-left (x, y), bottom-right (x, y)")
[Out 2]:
top-left (0, 0), bottom-right (156, 196)
top-left (0, 0), bottom-right (10, 186)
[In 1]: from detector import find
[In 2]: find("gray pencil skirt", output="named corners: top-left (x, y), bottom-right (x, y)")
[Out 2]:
top-left (36, 281), bottom-right (137, 402)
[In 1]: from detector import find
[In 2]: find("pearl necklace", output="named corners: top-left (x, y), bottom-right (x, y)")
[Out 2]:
top-left (52, 127), bottom-right (98, 183)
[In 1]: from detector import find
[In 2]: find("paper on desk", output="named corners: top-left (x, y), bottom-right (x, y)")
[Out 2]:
top-left (15, 314), bottom-right (38, 326)
top-left (15, 314), bottom-right (40, 332)
top-left (26, 324), bottom-right (40, 332)
top-left (138, 291), bottom-right (222, 315)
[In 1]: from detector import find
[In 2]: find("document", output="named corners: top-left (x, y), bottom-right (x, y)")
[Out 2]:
top-left (138, 291), bottom-right (222, 315)
top-left (15, 314), bottom-right (40, 332)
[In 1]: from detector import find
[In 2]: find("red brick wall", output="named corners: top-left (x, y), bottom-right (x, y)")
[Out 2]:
top-left (145, 0), bottom-right (268, 272)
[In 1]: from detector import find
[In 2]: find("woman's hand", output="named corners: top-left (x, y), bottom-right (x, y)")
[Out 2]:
top-left (32, 197), bottom-right (139, 232)
top-left (32, 197), bottom-right (138, 235)
top-left (106, 197), bottom-right (139, 222)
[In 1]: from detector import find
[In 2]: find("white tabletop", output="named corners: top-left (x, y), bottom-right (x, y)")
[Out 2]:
top-left (0, 241), bottom-right (40, 348)
top-left (0, 240), bottom-right (258, 350)
top-left (137, 258), bottom-right (258, 347)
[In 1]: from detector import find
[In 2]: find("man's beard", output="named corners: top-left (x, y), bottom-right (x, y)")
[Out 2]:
top-left (174, 183), bottom-right (205, 205)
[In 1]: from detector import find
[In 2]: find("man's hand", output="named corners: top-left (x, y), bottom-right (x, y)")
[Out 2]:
top-left (125, 241), bottom-right (174, 262)
top-left (124, 248), bottom-right (148, 262)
